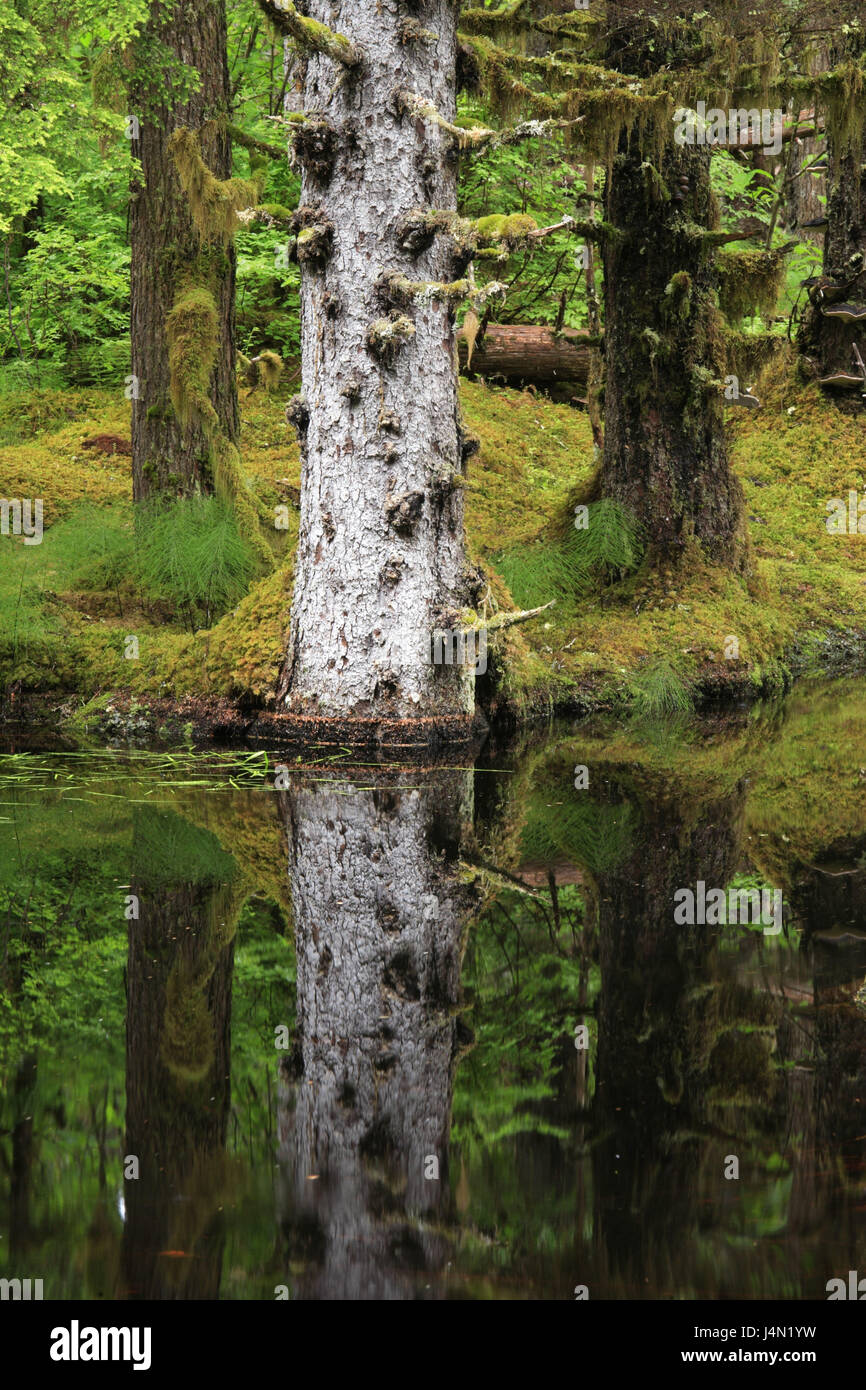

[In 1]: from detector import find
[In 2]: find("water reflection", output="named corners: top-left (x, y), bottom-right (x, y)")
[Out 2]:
top-left (120, 809), bottom-right (244, 1300)
top-left (275, 772), bottom-right (475, 1298)
top-left (0, 681), bottom-right (865, 1299)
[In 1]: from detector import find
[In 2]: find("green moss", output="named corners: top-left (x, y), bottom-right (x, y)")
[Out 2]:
top-left (166, 285), bottom-right (220, 437)
top-left (717, 248), bottom-right (788, 325)
top-left (3, 359), bottom-right (866, 716)
top-left (256, 202), bottom-right (294, 222)
top-left (474, 213), bottom-right (538, 249)
top-left (169, 128), bottom-right (264, 246)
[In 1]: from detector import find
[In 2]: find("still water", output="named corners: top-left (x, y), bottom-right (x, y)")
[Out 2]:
top-left (1, 679), bottom-right (865, 1300)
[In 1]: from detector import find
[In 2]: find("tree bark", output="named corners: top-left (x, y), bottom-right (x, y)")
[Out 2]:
top-left (275, 771), bottom-right (473, 1297)
top-left (283, 2), bottom-right (474, 727)
top-left (601, 134), bottom-right (748, 568)
top-left (458, 323), bottom-right (591, 388)
top-left (129, 0), bottom-right (238, 501)
top-left (798, 37), bottom-right (866, 399)
top-left (799, 138), bottom-right (866, 391)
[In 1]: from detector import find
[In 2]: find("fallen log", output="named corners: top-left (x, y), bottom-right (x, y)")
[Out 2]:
top-left (457, 323), bottom-right (591, 389)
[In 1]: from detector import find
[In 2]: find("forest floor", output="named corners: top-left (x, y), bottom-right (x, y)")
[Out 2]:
top-left (1, 363), bottom-right (864, 738)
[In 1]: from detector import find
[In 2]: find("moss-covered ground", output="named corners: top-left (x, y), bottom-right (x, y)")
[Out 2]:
top-left (0, 360), bottom-right (864, 724)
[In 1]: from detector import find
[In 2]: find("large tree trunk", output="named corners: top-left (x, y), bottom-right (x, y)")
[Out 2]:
top-left (129, 0), bottom-right (238, 501)
top-left (458, 323), bottom-right (591, 390)
top-left (282, 3), bottom-right (474, 730)
top-left (800, 137), bottom-right (866, 395)
top-left (275, 771), bottom-right (473, 1298)
top-left (601, 134), bottom-right (748, 568)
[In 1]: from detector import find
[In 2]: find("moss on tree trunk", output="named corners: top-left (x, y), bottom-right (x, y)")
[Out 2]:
top-left (601, 134), bottom-right (748, 571)
top-left (129, 0), bottom-right (239, 501)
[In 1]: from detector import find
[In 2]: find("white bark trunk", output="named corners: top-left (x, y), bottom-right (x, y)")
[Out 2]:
top-left (276, 772), bottom-right (473, 1296)
top-left (285, 1), bottom-right (474, 723)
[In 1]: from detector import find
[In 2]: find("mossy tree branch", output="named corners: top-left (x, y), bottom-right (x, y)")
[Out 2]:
top-left (462, 600), bottom-right (556, 635)
top-left (255, 0), bottom-right (360, 68)
top-left (225, 122), bottom-right (287, 162)
top-left (394, 89), bottom-right (583, 152)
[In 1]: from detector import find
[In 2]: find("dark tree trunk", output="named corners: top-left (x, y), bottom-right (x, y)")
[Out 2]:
top-left (129, 0), bottom-right (238, 501)
top-left (589, 779), bottom-right (780, 1293)
top-left (601, 134), bottom-right (747, 568)
top-left (8, 1053), bottom-right (38, 1256)
top-left (120, 814), bottom-right (241, 1300)
top-left (798, 37), bottom-right (866, 400)
top-left (799, 140), bottom-right (866, 391)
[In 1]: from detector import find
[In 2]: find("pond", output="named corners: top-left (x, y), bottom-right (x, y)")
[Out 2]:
top-left (1, 678), bottom-right (865, 1301)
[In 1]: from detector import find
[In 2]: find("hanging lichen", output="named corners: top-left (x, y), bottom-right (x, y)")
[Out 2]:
top-left (787, 55), bottom-right (866, 168)
top-left (463, 308), bottom-right (481, 369)
top-left (91, 45), bottom-right (128, 115)
top-left (170, 127), bottom-right (265, 245)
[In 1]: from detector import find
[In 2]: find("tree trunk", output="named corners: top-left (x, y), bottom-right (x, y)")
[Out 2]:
top-left (283, 3), bottom-right (474, 730)
top-left (129, 0), bottom-right (238, 501)
top-left (120, 809), bottom-right (241, 1300)
top-left (601, 135), bottom-right (748, 568)
top-left (458, 323), bottom-right (591, 389)
top-left (275, 771), bottom-right (472, 1297)
top-left (590, 779), bottom-right (778, 1293)
top-left (798, 38), bottom-right (866, 400)
top-left (800, 138), bottom-right (866, 391)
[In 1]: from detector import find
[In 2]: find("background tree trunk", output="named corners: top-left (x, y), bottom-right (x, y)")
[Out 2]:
top-left (601, 136), bottom-right (747, 568)
top-left (121, 810), bottom-right (241, 1300)
top-left (284, 2), bottom-right (474, 727)
top-left (129, 0), bottom-right (238, 501)
top-left (798, 36), bottom-right (866, 398)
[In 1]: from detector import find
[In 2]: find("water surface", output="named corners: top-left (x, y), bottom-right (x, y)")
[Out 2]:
top-left (1, 680), bottom-right (865, 1300)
